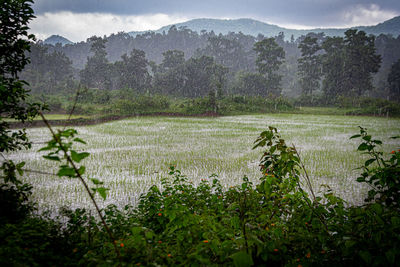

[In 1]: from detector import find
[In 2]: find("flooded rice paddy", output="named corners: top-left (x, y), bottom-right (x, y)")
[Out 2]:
top-left (5, 113), bottom-right (400, 214)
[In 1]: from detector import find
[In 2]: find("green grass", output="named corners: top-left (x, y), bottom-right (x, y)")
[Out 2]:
top-left (2, 114), bottom-right (90, 122)
top-left (5, 113), bottom-right (400, 213)
top-left (291, 106), bottom-right (364, 115)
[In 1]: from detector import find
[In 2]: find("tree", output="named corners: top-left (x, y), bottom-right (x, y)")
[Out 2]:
top-left (0, 0), bottom-right (41, 155)
top-left (21, 43), bottom-right (73, 94)
top-left (253, 38), bottom-right (285, 96)
top-left (160, 50), bottom-right (185, 72)
top-left (388, 59), bottom-right (400, 102)
top-left (298, 36), bottom-right (322, 98)
top-left (233, 71), bottom-right (268, 96)
top-left (321, 30), bottom-right (381, 101)
top-left (197, 35), bottom-right (246, 73)
top-left (1, 0), bottom-right (43, 221)
top-left (183, 56), bottom-right (216, 97)
top-left (321, 36), bottom-right (346, 101)
top-left (80, 36), bottom-right (111, 90)
top-left (114, 49), bottom-right (150, 93)
top-left (342, 30), bottom-right (381, 97)
top-left (153, 51), bottom-right (187, 95)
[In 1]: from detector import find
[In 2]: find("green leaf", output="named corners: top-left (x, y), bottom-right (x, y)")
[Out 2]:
top-left (359, 251), bottom-right (371, 264)
top-left (77, 166), bottom-right (85, 175)
top-left (242, 183), bottom-right (248, 190)
top-left (60, 129), bottom-right (77, 137)
top-left (364, 158), bottom-right (375, 167)
top-left (391, 216), bottom-right (400, 227)
top-left (57, 166), bottom-right (76, 177)
top-left (131, 227), bottom-right (142, 235)
top-left (145, 231), bottom-right (154, 240)
top-left (350, 134), bottom-right (361, 139)
top-left (43, 155), bottom-right (61, 161)
top-left (73, 137), bottom-right (87, 144)
top-left (373, 140), bottom-right (382, 145)
top-left (362, 135), bottom-right (371, 141)
top-left (38, 146), bottom-right (53, 151)
top-left (371, 203), bottom-right (382, 215)
top-left (71, 151), bottom-right (90, 163)
top-left (357, 143), bottom-right (369, 151)
top-left (386, 249), bottom-right (396, 265)
top-left (96, 187), bottom-right (108, 200)
top-left (90, 178), bottom-right (103, 185)
top-left (356, 177), bottom-right (365, 183)
top-left (230, 251), bottom-right (254, 267)
top-left (16, 161), bottom-right (25, 176)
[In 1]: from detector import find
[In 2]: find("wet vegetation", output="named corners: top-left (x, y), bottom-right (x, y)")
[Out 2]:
top-left (1, 0), bottom-right (400, 266)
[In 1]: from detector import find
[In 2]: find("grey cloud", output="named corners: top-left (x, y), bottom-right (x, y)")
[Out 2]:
top-left (33, 0), bottom-right (400, 27)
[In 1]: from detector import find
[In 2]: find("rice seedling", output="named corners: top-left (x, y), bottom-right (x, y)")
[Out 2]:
top-left (5, 114), bottom-right (400, 214)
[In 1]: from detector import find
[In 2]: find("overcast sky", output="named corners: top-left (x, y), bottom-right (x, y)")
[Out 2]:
top-left (29, 0), bottom-right (400, 42)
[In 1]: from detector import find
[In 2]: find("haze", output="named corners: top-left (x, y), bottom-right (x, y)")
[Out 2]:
top-left (30, 0), bottom-right (400, 42)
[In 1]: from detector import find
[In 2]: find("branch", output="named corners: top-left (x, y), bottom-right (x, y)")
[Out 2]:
top-left (39, 112), bottom-right (121, 262)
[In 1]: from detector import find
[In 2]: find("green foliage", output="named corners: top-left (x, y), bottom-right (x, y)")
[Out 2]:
top-left (388, 58), bottom-right (400, 102)
top-left (254, 38), bottom-right (285, 96)
top-left (20, 43), bottom-right (74, 95)
top-left (0, 0), bottom-right (42, 153)
top-left (2, 125), bottom-right (400, 265)
top-left (114, 49), bottom-right (151, 92)
top-left (160, 50), bottom-right (185, 71)
top-left (342, 30), bottom-right (381, 97)
top-left (0, 0), bottom-right (43, 237)
top-left (298, 35), bottom-right (322, 98)
top-left (39, 128), bottom-right (107, 200)
top-left (80, 36), bottom-right (112, 90)
top-left (0, 216), bottom-right (76, 266)
top-left (0, 182), bottom-right (34, 225)
top-left (111, 94), bottom-right (170, 115)
top-left (337, 97), bottom-right (400, 117)
top-left (5, 2), bottom-right (397, 265)
top-left (321, 36), bottom-right (346, 102)
top-left (232, 71), bottom-right (269, 96)
top-left (322, 30), bottom-right (381, 101)
top-left (219, 95), bottom-right (294, 114)
top-left (197, 36), bottom-right (248, 73)
top-left (351, 127), bottom-right (400, 207)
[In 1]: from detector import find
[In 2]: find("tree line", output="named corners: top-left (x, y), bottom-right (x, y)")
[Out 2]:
top-left (22, 26), bottom-right (400, 103)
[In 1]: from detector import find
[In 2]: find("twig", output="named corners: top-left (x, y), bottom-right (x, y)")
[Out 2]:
top-left (294, 176), bottom-right (330, 233)
top-left (63, 85), bottom-right (81, 131)
top-left (22, 169), bottom-right (56, 176)
top-left (293, 145), bottom-right (316, 201)
top-left (39, 112), bottom-right (122, 262)
top-left (0, 152), bottom-right (7, 161)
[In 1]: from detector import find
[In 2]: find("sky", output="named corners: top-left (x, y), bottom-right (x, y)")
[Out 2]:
top-left (29, 0), bottom-right (400, 42)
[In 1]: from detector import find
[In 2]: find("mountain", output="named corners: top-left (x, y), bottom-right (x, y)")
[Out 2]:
top-left (128, 16), bottom-right (400, 39)
top-left (44, 35), bottom-right (73, 46)
top-left (355, 16), bottom-right (400, 37)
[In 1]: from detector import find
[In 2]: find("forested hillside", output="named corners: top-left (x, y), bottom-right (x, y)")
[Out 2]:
top-left (129, 16), bottom-right (400, 40)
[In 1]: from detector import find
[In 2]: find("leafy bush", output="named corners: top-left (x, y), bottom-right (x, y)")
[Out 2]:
top-left (111, 94), bottom-right (170, 115)
top-left (338, 97), bottom-right (400, 117)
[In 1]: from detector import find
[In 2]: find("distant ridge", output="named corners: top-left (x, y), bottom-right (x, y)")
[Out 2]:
top-left (44, 35), bottom-right (73, 46)
top-left (128, 16), bottom-right (400, 39)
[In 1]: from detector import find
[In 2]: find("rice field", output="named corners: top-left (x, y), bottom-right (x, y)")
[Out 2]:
top-left (4, 113), bottom-right (400, 214)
